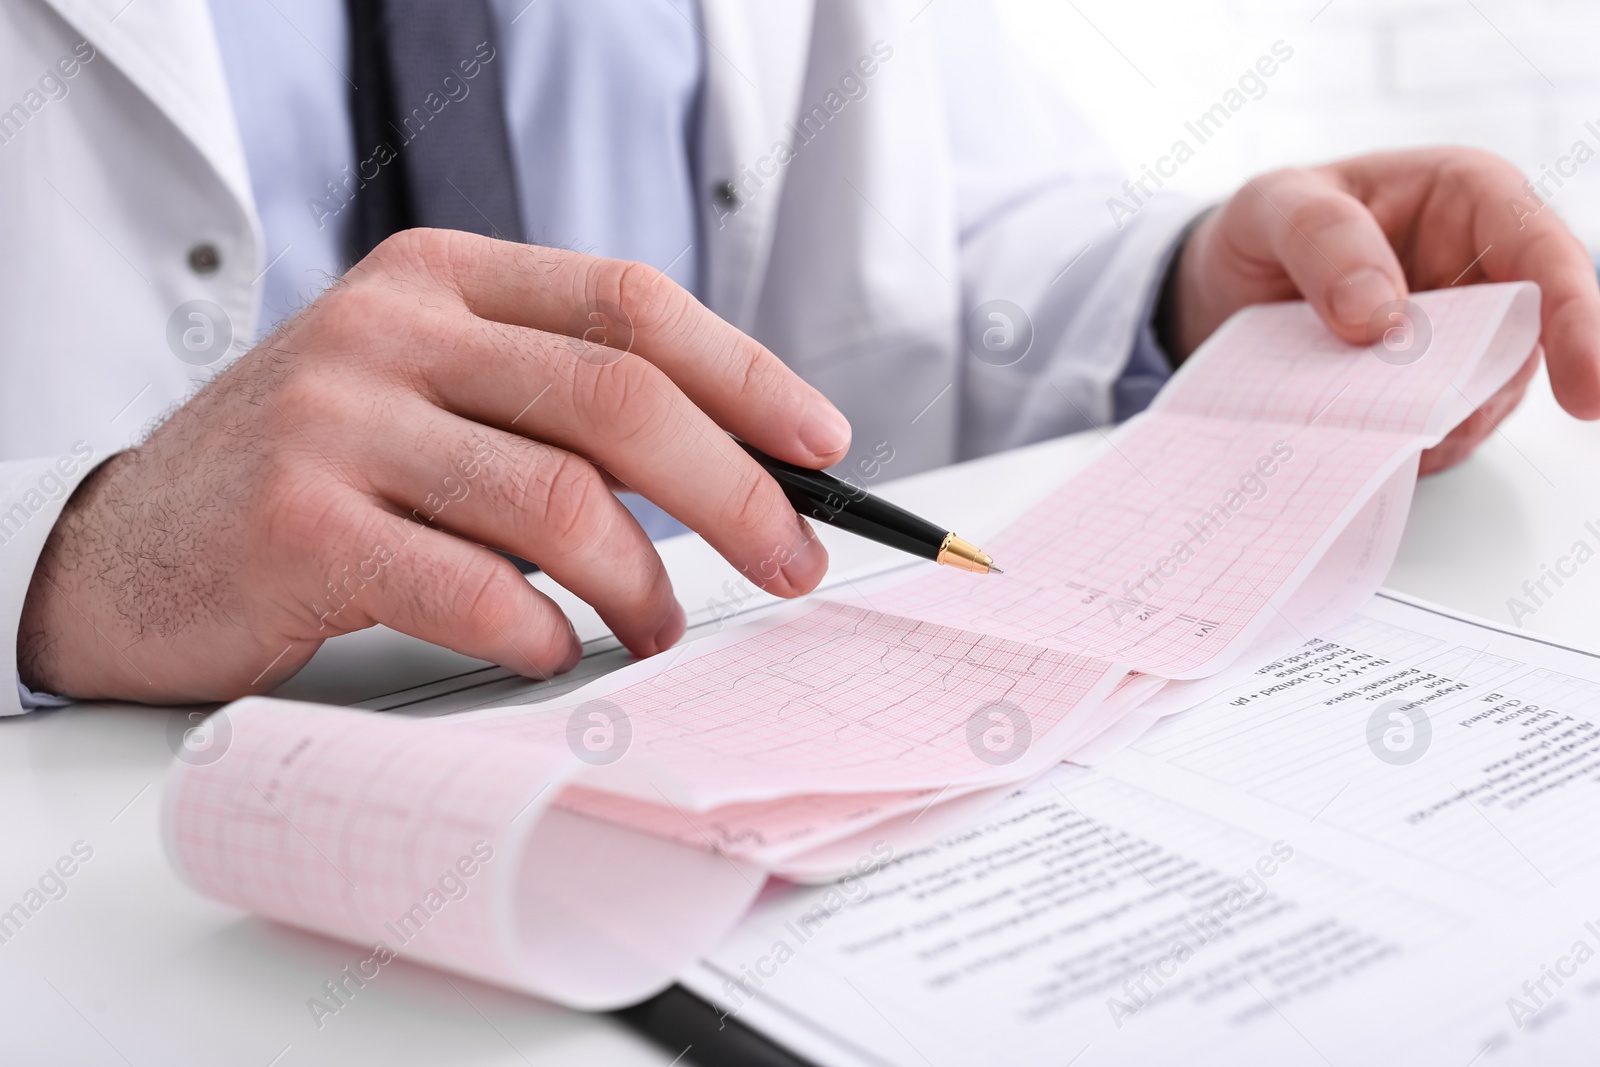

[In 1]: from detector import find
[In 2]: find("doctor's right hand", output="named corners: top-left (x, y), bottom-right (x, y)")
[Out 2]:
top-left (17, 230), bottom-right (850, 704)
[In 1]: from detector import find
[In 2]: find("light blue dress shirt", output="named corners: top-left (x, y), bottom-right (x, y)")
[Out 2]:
top-left (207, 0), bottom-right (704, 332)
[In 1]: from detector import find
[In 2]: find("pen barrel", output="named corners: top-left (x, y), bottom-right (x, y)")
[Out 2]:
top-left (739, 443), bottom-right (948, 562)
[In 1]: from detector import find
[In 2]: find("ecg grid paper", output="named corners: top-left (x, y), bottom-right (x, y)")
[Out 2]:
top-left (160, 284), bottom-right (1544, 1004)
top-left (166, 700), bottom-right (573, 994)
top-left (553, 782), bottom-right (953, 867)
top-left (863, 283), bottom-right (1541, 679)
top-left (465, 601), bottom-right (1124, 805)
top-left (1154, 283), bottom-right (1531, 436)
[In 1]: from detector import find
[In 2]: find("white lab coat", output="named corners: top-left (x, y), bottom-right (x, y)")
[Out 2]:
top-left (0, 0), bottom-right (1195, 713)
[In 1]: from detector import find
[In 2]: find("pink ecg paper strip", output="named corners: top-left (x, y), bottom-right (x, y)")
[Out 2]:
top-left (865, 283), bottom-right (1540, 677)
top-left (162, 283), bottom-right (1542, 1009)
top-left (164, 701), bottom-right (572, 994)
top-left (164, 699), bottom-right (764, 1008)
top-left (461, 601), bottom-right (1127, 805)
top-left (554, 783), bottom-right (954, 867)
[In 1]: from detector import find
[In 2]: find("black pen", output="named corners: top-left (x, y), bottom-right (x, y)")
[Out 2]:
top-left (737, 441), bottom-right (1002, 575)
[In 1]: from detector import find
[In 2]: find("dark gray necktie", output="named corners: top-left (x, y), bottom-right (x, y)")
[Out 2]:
top-left (344, 0), bottom-right (525, 263)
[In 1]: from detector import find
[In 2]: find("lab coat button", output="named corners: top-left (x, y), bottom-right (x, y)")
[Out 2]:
top-left (187, 243), bottom-right (221, 274)
top-left (714, 181), bottom-right (739, 208)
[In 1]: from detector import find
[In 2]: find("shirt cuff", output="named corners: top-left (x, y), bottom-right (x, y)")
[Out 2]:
top-left (1111, 211), bottom-right (1204, 422)
top-left (1113, 303), bottom-right (1175, 422)
top-left (17, 674), bottom-right (71, 710)
top-left (0, 446), bottom-right (112, 716)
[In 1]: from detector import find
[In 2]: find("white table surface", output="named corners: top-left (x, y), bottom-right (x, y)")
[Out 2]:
top-left (3, 363), bottom-right (1598, 1067)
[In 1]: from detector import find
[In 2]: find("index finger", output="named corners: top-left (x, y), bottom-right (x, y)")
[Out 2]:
top-left (398, 230), bottom-right (855, 465)
top-left (1492, 218), bottom-right (1600, 419)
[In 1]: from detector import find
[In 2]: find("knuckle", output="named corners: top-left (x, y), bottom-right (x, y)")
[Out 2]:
top-left (731, 340), bottom-right (770, 402)
top-left (313, 278), bottom-right (462, 385)
top-left (450, 555), bottom-right (570, 670)
top-left (1285, 191), bottom-right (1361, 236)
top-left (262, 476), bottom-right (358, 560)
top-left (298, 286), bottom-right (398, 374)
top-left (365, 228), bottom-right (431, 275)
top-left (1436, 153), bottom-right (1492, 200)
top-left (1436, 147), bottom-right (1524, 207)
top-left (317, 281), bottom-right (395, 346)
top-left (612, 259), bottom-right (686, 334)
top-left (368, 227), bottom-right (467, 280)
top-left (450, 554), bottom-right (524, 634)
top-left (1445, 145), bottom-right (1510, 178)
top-left (270, 362), bottom-right (345, 427)
top-left (523, 451), bottom-right (609, 550)
top-left (722, 470), bottom-right (786, 543)
top-left (1251, 166), bottom-right (1310, 197)
top-left (578, 357), bottom-right (675, 444)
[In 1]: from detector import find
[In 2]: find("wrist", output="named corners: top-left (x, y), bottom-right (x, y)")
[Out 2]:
top-left (17, 458), bottom-right (130, 699)
top-left (19, 504), bottom-right (85, 698)
top-left (1156, 207), bottom-right (1222, 364)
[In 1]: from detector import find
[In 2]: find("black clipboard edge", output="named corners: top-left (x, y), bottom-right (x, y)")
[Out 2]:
top-left (614, 983), bottom-right (819, 1067)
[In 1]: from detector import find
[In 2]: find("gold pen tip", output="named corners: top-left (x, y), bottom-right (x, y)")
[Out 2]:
top-left (988, 565), bottom-right (1004, 575)
top-left (936, 534), bottom-right (999, 575)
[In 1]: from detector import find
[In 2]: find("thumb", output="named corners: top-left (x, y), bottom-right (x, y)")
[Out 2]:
top-left (1239, 172), bottom-right (1409, 344)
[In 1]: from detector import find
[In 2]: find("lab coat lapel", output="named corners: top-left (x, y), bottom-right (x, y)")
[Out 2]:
top-left (695, 0), bottom-right (814, 332)
top-left (37, 0), bottom-right (255, 216)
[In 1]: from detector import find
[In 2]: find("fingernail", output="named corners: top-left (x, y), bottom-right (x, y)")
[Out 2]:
top-left (1330, 268), bottom-right (1396, 331)
top-left (780, 517), bottom-right (828, 591)
top-left (798, 399), bottom-right (851, 459)
top-left (654, 601), bottom-right (686, 653)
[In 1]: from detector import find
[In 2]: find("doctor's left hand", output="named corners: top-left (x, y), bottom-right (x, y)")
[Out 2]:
top-left (1161, 146), bottom-right (1600, 473)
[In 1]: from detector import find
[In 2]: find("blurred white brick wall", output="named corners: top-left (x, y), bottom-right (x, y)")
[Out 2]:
top-left (996, 0), bottom-right (1600, 249)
